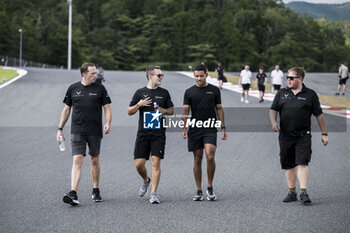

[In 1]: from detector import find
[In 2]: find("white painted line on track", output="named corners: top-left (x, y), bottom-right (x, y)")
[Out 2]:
top-left (177, 71), bottom-right (350, 119)
top-left (0, 66), bottom-right (28, 89)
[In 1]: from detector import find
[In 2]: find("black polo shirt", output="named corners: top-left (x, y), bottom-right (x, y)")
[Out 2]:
top-left (270, 84), bottom-right (323, 139)
top-left (64, 81), bottom-right (111, 136)
top-left (183, 83), bottom-right (221, 132)
top-left (129, 86), bottom-right (174, 133)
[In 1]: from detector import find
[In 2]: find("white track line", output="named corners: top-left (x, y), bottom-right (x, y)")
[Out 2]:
top-left (0, 66), bottom-right (28, 89)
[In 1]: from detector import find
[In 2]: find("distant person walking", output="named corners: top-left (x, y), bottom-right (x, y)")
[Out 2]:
top-left (239, 65), bottom-right (252, 104)
top-left (215, 62), bottom-right (227, 90)
top-left (128, 65), bottom-right (174, 204)
top-left (256, 67), bottom-right (267, 103)
top-left (182, 63), bottom-right (227, 201)
top-left (269, 67), bottom-right (328, 205)
top-left (271, 65), bottom-right (284, 95)
top-left (96, 64), bottom-right (105, 84)
top-left (57, 62), bottom-right (112, 206)
top-left (335, 62), bottom-right (349, 96)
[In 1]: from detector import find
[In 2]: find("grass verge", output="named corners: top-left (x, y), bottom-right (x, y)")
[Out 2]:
top-left (0, 68), bottom-right (18, 83)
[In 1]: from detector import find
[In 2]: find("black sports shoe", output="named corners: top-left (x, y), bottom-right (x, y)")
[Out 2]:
top-left (335, 93), bottom-right (340, 95)
top-left (193, 190), bottom-right (203, 201)
top-left (206, 187), bottom-right (217, 201)
top-left (63, 190), bottom-right (79, 206)
top-left (283, 191), bottom-right (298, 202)
top-left (300, 192), bottom-right (312, 205)
top-left (92, 188), bottom-right (103, 202)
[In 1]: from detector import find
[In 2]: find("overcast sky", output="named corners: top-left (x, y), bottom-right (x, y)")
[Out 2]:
top-left (283, 0), bottom-right (350, 3)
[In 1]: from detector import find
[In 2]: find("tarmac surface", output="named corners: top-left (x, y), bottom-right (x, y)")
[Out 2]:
top-left (0, 68), bottom-right (349, 233)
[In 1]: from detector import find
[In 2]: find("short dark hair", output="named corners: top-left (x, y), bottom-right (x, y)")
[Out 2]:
top-left (194, 63), bottom-right (207, 73)
top-left (146, 65), bottom-right (160, 79)
top-left (80, 63), bottom-right (95, 76)
top-left (288, 67), bottom-right (305, 79)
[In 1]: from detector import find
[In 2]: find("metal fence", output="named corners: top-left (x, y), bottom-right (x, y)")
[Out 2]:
top-left (0, 55), bottom-right (63, 69)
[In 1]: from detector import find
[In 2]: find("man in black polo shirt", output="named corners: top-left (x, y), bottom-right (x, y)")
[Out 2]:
top-left (57, 62), bottom-right (112, 206)
top-left (182, 63), bottom-right (227, 201)
top-left (128, 65), bottom-right (174, 204)
top-left (269, 67), bottom-right (328, 205)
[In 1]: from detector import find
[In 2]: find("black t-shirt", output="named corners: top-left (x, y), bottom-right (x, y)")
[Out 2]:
top-left (63, 81), bottom-right (111, 136)
top-left (129, 86), bottom-right (174, 132)
top-left (216, 66), bottom-right (224, 77)
top-left (183, 84), bottom-right (221, 132)
top-left (256, 73), bottom-right (267, 86)
top-left (270, 84), bottom-right (323, 139)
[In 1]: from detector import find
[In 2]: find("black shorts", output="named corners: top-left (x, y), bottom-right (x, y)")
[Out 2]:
top-left (134, 131), bottom-right (165, 160)
top-left (273, 85), bottom-right (281, 91)
top-left (218, 76), bottom-right (227, 82)
top-left (339, 76), bottom-right (348, 85)
top-left (242, 84), bottom-right (250, 91)
top-left (258, 84), bottom-right (265, 92)
top-left (279, 134), bottom-right (312, 169)
top-left (188, 130), bottom-right (217, 152)
top-left (71, 134), bottom-right (102, 157)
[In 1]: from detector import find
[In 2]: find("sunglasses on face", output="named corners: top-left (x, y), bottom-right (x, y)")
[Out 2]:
top-left (286, 76), bottom-right (299, 80)
top-left (153, 74), bottom-right (164, 78)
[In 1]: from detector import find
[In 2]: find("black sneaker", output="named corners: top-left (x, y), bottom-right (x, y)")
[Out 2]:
top-left (335, 93), bottom-right (340, 95)
top-left (92, 188), bottom-right (103, 202)
top-left (63, 190), bottom-right (79, 206)
top-left (206, 187), bottom-right (217, 201)
top-left (193, 190), bottom-right (203, 201)
top-left (300, 192), bottom-right (312, 205)
top-left (283, 191), bottom-right (298, 202)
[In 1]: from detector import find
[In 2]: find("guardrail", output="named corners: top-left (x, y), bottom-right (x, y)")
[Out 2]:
top-left (0, 55), bottom-right (63, 69)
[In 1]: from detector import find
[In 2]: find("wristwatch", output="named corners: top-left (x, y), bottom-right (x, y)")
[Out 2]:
top-left (321, 132), bottom-right (328, 136)
top-left (221, 126), bottom-right (226, 130)
top-left (58, 127), bottom-right (63, 131)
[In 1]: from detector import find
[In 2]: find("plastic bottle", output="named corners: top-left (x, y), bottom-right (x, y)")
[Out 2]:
top-left (153, 102), bottom-right (159, 111)
top-left (59, 136), bottom-right (65, 151)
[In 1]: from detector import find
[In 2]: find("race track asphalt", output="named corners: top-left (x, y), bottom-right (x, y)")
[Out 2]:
top-left (0, 68), bottom-right (349, 233)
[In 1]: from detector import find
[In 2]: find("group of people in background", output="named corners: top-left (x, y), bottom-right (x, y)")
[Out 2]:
top-left (215, 63), bottom-right (285, 103)
top-left (215, 62), bottom-right (348, 104)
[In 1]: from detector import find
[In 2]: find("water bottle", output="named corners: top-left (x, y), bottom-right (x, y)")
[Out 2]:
top-left (59, 136), bottom-right (65, 151)
top-left (153, 102), bottom-right (159, 111)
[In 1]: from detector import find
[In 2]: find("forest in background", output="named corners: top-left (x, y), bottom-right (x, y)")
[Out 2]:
top-left (1, 0), bottom-right (350, 71)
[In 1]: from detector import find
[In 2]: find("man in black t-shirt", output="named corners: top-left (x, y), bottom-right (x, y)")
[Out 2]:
top-left (128, 65), bottom-right (174, 204)
top-left (57, 63), bottom-right (112, 206)
top-left (182, 63), bottom-right (227, 201)
top-left (269, 67), bottom-right (328, 205)
top-left (256, 67), bottom-right (267, 103)
top-left (215, 62), bottom-right (227, 90)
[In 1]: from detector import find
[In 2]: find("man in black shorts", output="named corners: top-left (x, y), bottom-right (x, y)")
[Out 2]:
top-left (182, 63), bottom-right (227, 201)
top-left (269, 67), bottom-right (328, 205)
top-left (128, 65), bottom-right (174, 204)
top-left (256, 67), bottom-right (267, 103)
top-left (57, 62), bottom-right (112, 206)
top-left (215, 62), bottom-right (226, 90)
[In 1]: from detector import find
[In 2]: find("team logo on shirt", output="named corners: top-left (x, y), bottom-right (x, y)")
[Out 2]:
top-left (76, 91), bottom-right (81, 95)
top-left (284, 94), bottom-right (289, 97)
top-left (143, 110), bottom-right (162, 129)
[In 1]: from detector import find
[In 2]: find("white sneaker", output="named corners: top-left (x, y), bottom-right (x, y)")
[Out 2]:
top-left (245, 99), bottom-right (249, 104)
top-left (240, 97), bottom-right (244, 102)
top-left (150, 193), bottom-right (160, 204)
